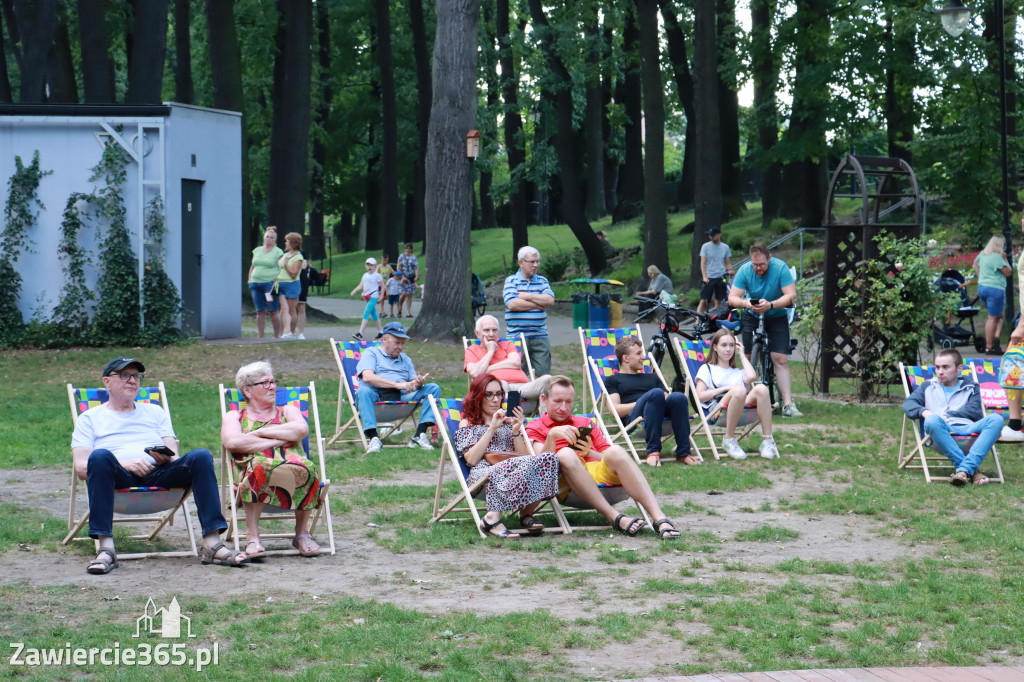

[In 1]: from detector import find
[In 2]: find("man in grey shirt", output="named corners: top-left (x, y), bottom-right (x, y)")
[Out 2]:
top-left (698, 226), bottom-right (734, 313)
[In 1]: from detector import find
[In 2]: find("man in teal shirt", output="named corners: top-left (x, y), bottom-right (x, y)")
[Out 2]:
top-left (728, 242), bottom-right (802, 417)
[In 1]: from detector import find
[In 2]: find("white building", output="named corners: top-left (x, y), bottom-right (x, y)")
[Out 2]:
top-left (0, 102), bottom-right (242, 339)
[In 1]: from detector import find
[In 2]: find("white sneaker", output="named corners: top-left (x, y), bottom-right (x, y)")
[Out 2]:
top-left (781, 403), bottom-right (803, 418)
top-left (281, 332), bottom-right (293, 339)
top-left (408, 432), bottom-right (435, 450)
top-left (999, 425), bottom-right (1024, 442)
top-left (366, 436), bottom-right (383, 453)
top-left (759, 437), bottom-right (778, 459)
top-left (722, 438), bottom-right (747, 460)
top-left (296, 333), bottom-right (306, 340)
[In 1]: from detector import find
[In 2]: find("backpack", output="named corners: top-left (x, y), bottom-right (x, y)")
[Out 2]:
top-left (998, 345), bottom-right (1024, 389)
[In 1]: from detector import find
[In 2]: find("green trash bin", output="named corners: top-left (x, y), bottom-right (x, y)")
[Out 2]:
top-left (572, 292), bottom-right (589, 329)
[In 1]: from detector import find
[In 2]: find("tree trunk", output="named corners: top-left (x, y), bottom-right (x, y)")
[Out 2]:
top-left (307, 0), bottom-right (331, 261)
top-left (0, 8), bottom-right (11, 102)
top-left (173, 0), bottom-right (194, 103)
top-left (267, 0), bottom-right (313, 238)
top-left (418, 0), bottom-right (480, 342)
top-left (126, 0), bottom-right (168, 104)
top-left (47, 12), bottom-right (78, 103)
top-left (692, 0), bottom-right (721, 288)
top-left (13, 0), bottom-right (57, 103)
top-left (79, 0), bottom-right (114, 103)
top-left (636, 0), bottom-right (669, 276)
top-left (717, 0), bottom-right (745, 215)
top-left (583, 3), bottom-right (605, 221)
top-left (497, 0), bottom-right (528, 261)
top-left (409, 0), bottom-right (432, 245)
top-left (374, 0), bottom-right (400, 262)
top-left (479, 3), bottom-right (499, 231)
top-left (527, 0), bottom-right (606, 276)
top-left (613, 7), bottom-right (643, 223)
top-left (659, 0), bottom-right (696, 206)
top-left (750, 0), bottom-right (780, 228)
top-left (601, 24), bottom-right (617, 213)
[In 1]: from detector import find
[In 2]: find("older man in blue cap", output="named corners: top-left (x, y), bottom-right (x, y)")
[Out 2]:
top-left (355, 321), bottom-right (442, 453)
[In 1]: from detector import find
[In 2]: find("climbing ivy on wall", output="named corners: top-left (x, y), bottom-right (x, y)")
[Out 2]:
top-left (141, 196), bottom-right (184, 343)
top-left (47, 193), bottom-right (96, 345)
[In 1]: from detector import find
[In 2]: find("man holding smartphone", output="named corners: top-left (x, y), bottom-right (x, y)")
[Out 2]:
top-left (72, 357), bottom-right (246, 574)
top-left (728, 242), bottom-right (803, 418)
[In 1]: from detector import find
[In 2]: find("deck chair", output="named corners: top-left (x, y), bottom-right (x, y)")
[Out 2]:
top-left (966, 357), bottom-right (1023, 443)
top-left (674, 337), bottom-right (762, 460)
top-left (897, 363), bottom-right (1004, 483)
top-left (586, 355), bottom-right (701, 464)
top-left (461, 332), bottom-right (539, 414)
top-left (579, 326), bottom-right (645, 409)
top-left (329, 337), bottom-right (421, 450)
top-left (64, 383), bottom-right (199, 559)
top-left (219, 383), bottom-right (336, 554)
top-left (428, 396), bottom-right (570, 537)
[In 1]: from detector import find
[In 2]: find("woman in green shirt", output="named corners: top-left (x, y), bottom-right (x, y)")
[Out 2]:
top-left (973, 234), bottom-right (1012, 354)
top-left (248, 227), bottom-right (284, 338)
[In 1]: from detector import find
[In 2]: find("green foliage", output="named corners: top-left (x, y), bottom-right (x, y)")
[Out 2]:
top-left (141, 196), bottom-right (186, 343)
top-left (791, 279), bottom-right (824, 395)
top-left (0, 151), bottom-right (51, 349)
top-left (42, 193), bottom-right (96, 346)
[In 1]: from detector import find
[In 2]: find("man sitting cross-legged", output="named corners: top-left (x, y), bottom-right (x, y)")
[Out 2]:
top-left (72, 357), bottom-right (248, 574)
top-left (526, 376), bottom-right (681, 540)
top-left (902, 348), bottom-right (1002, 486)
top-left (464, 315), bottom-right (552, 400)
top-left (604, 335), bottom-right (694, 467)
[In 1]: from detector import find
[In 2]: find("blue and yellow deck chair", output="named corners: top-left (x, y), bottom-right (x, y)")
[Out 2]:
top-left (897, 363), bottom-right (1004, 484)
top-left (462, 332), bottom-right (539, 414)
top-left (578, 326), bottom-right (644, 409)
top-left (428, 396), bottom-right (571, 537)
top-left (674, 337), bottom-right (762, 460)
top-left (219, 383), bottom-right (336, 555)
top-left (329, 338), bottom-right (421, 451)
top-left (64, 383), bottom-right (198, 559)
top-left (586, 355), bottom-right (700, 465)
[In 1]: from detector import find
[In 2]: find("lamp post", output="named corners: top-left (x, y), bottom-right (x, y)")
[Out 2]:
top-left (938, 0), bottom-right (1014, 323)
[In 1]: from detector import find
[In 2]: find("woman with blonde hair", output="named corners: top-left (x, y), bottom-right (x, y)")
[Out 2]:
top-left (973, 234), bottom-right (1012, 354)
top-left (248, 227), bottom-right (284, 338)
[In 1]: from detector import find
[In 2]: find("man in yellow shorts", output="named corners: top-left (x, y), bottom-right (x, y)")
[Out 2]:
top-left (526, 376), bottom-right (680, 539)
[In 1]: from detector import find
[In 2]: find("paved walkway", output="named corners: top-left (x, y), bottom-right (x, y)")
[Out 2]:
top-left (620, 666), bottom-right (1024, 681)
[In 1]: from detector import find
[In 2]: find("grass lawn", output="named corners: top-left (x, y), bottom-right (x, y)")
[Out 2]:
top-left (2, 339), bottom-right (1023, 679)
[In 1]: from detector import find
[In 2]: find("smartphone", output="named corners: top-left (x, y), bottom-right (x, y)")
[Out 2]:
top-left (749, 298), bottom-right (761, 305)
top-left (145, 445), bottom-right (175, 458)
top-left (576, 425), bottom-right (593, 440)
top-left (506, 390), bottom-right (521, 415)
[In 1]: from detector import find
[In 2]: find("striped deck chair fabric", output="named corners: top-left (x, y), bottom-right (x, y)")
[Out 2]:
top-left (578, 326), bottom-right (644, 409)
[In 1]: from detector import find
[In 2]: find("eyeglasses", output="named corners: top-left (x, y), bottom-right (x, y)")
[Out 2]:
top-left (484, 391), bottom-right (505, 399)
top-left (110, 372), bottom-right (143, 383)
top-left (521, 259), bottom-right (540, 265)
top-left (751, 260), bottom-right (769, 269)
top-left (249, 379), bottom-right (277, 389)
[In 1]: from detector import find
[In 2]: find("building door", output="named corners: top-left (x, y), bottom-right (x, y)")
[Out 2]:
top-left (181, 180), bottom-right (203, 335)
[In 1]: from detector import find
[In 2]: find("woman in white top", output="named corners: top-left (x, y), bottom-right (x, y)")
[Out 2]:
top-left (694, 329), bottom-right (776, 460)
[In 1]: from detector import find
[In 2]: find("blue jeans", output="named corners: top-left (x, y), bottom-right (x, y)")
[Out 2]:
top-left (626, 388), bottom-right (691, 457)
top-left (356, 382), bottom-right (441, 431)
top-left (922, 414), bottom-right (1002, 475)
top-left (85, 448), bottom-right (227, 539)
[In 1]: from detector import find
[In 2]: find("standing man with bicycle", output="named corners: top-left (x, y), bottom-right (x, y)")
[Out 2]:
top-left (698, 226), bottom-right (735, 313)
top-left (728, 242), bottom-right (803, 418)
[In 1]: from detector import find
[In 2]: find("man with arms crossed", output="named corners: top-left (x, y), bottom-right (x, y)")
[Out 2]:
top-left (464, 315), bottom-right (552, 400)
top-left (503, 246), bottom-right (555, 377)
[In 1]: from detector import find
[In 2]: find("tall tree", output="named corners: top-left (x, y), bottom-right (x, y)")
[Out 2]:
top-left (0, 8), bottom-right (11, 102)
top-left (47, 10), bottom-right (78, 103)
top-left (126, 0), bottom-right (168, 104)
top-left (408, 0), bottom-right (432, 244)
top-left (375, 0), bottom-right (400, 262)
top-left (613, 7), bottom-right (643, 223)
top-left (528, 0), bottom-right (606, 275)
top-left (12, 0), bottom-right (57, 103)
top-left (478, 3), bottom-right (499, 231)
top-left (418, 0), bottom-right (480, 341)
top-left (692, 0), bottom-right (721, 287)
top-left (497, 0), bottom-right (528, 260)
top-left (79, 0), bottom-right (115, 103)
top-left (267, 0), bottom-right (313, 237)
top-left (750, 0), bottom-right (780, 228)
top-left (636, 0), bottom-right (669, 275)
top-left (660, 0), bottom-right (697, 206)
top-left (173, 0), bottom-right (194, 103)
top-left (717, 0), bottom-right (745, 215)
top-left (583, 2), bottom-right (606, 221)
top-left (308, 0), bottom-right (331, 261)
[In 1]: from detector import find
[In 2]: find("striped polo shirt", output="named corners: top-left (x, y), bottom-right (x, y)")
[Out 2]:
top-left (503, 270), bottom-right (554, 339)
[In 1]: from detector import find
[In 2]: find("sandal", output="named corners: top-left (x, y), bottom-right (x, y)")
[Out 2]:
top-left (481, 517), bottom-right (520, 539)
top-left (613, 513), bottom-right (647, 537)
top-left (87, 548), bottom-right (118, 575)
top-left (971, 472), bottom-right (992, 486)
top-left (291, 533), bottom-right (321, 557)
top-left (518, 514), bottom-right (545, 534)
top-left (677, 454), bottom-right (699, 465)
top-left (950, 471), bottom-right (970, 487)
top-left (645, 453), bottom-right (662, 467)
top-left (244, 537), bottom-right (267, 559)
top-left (653, 518), bottom-right (680, 540)
top-left (200, 542), bottom-right (248, 567)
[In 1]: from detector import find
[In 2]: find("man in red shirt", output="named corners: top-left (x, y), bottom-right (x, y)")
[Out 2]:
top-left (464, 315), bottom-right (551, 399)
top-left (526, 376), bottom-right (680, 540)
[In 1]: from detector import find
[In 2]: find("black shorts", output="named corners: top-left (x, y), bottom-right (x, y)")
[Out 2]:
top-left (741, 313), bottom-right (791, 355)
top-left (299, 279), bottom-right (309, 302)
top-left (700, 278), bottom-right (728, 302)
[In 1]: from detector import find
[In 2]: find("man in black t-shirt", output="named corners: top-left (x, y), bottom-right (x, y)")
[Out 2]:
top-left (604, 336), bottom-right (694, 467)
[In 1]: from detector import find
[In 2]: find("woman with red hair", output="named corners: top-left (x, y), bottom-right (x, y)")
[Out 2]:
top-left (455, 373), bottom-right (559, 539)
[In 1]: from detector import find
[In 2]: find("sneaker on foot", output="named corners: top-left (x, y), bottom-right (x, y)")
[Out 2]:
top-left (281, 332), bottom-right (293, 339)
top-left (781, 403), bottom-right (803, 418)
top-left (759, 437), bottom-right (778, 459)
top-left (722, 437), bottom-right (747, 460)
top-left (408, 433), bottom-right (435, 450)
top-left (366, 436), bottom-right (383, 453)
top-left (999, 425), bottom-right (1024, 442)
top-left (296, 333), bottom-right (306, 340)
top-left (375, 332), bottom-right (384, 340)
top-left (353, 332), bottom-right (364, 341)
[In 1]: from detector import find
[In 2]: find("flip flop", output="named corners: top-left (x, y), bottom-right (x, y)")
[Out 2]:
top-left (200, 542), bottom-right (248, 567)
top-left (677, 454), bottom-right (700, 465)
top-left (645, 453), bottom-right (662, 467)
top-left (950, 471), bottom-right (970, 487)
top-left (87, 548), bottom-right (118, 575)
top-left (971, 472), bottom-right (992, 486)
top-left (291, 533), bottom-right (321, 557)
top-left (613, 513), bottom-right (646, 537)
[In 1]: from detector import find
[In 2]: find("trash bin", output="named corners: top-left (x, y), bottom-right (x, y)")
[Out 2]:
top-left (588, 293), bottom-right (610, 329)
top-left (609, 293), bottom-right (622, 328)
top-left (572, 292), bottom-right (589, 329)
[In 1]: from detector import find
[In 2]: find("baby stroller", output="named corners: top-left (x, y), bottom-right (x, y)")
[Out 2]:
top-left (471, 273), bottom-right (486, 317)
top-left (932, 269), bottom-right (982, 352)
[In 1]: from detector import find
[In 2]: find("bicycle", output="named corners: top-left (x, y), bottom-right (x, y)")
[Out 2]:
top-left (748, 314), bottom-right (777, 408)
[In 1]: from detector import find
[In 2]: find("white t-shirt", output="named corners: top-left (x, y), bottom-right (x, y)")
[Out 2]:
top-left (361, 272), bottom-right (384, 298)
top-left (700, 241), bottom-right (733, 279)
top-left (71, 402), bottom-right (175, 465)
top-left (695, 364), bottom-right (746, 410)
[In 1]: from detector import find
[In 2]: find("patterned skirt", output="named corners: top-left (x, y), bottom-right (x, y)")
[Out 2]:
top-left (234, 454), bottom-right (321, 510)
top-left (467, 452), bottom-right (560, 512)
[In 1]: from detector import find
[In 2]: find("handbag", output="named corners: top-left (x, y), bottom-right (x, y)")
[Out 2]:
top-left (484, 451), bottom-right (526, 465)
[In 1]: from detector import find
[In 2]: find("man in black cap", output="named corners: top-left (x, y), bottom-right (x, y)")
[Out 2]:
top-left (698, 226), bottom-right (734, 314)
top-left (71, 357), bottom-right (247, 574)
